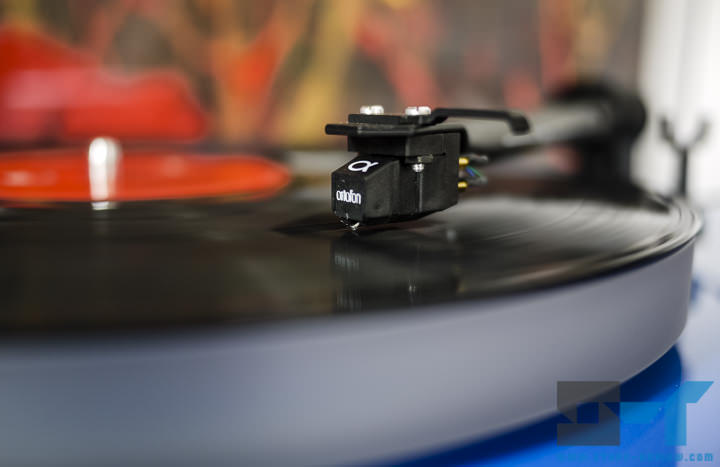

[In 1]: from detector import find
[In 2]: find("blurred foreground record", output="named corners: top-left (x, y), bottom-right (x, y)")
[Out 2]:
top-left (0, 161), bottom-right (700, 333)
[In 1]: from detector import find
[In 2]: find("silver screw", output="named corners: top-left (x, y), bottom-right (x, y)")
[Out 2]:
top-left (405, 106), bottom-right (432, 116)
top-left (360, 105), bottom-right (385, 115)
top-left (412, 163), bottom-right (425, 173)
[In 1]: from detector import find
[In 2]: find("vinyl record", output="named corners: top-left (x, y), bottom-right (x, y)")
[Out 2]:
top-left (0, 152), bottom-right (700, 333)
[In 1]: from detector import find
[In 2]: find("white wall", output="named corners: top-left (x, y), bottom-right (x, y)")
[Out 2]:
top-left (635, 0), bottom-right (720, 205)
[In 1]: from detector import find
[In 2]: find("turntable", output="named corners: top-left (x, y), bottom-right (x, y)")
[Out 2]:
top-left (0, 85), bottom-right (701, 465)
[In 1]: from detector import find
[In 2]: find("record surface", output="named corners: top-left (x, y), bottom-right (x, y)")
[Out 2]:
top-left (0, 153), bottom-right (700, 334)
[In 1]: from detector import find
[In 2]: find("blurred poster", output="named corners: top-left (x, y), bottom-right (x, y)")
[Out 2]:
top-left (0, 0), bottom-right (643, 147)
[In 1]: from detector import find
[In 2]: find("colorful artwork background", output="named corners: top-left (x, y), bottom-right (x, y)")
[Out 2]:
top-left (0, 0), bottom-right (644, 147)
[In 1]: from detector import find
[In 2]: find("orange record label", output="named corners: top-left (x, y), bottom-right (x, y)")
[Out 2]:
top-left (0, 148), bottom-right (291, 202)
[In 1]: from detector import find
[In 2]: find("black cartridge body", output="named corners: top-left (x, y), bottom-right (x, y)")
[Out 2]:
top-left (331, 132), bottom-right (461, 225)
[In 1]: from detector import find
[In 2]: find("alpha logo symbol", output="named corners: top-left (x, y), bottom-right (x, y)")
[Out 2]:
top-left (347, 160), bottom-right (379, 173)
top-left (336, 189), bottom-right (362, 205)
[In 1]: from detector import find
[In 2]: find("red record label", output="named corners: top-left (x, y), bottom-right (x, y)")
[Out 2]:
top-left (0, 148), bottom-right (291, 202)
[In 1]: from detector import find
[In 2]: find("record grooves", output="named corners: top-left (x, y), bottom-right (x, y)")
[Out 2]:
top-left (0, 174), bottom-right (700, 335)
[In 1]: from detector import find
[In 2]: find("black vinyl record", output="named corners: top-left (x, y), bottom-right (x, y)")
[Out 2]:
top-left (0, 170), bottom-right (700, 335)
